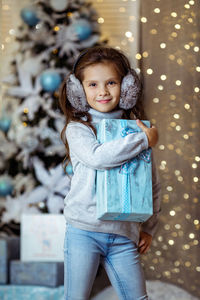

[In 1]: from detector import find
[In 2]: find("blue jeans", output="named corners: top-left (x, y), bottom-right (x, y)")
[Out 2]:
top-left (64, 224), bottom-right (148, 300)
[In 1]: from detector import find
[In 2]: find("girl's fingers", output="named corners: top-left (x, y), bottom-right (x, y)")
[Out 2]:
top-left (138, 244), bottom-right (146, 254)
top-left (138, 239), bottom-right (146, 253)
top-left (138, 239), bottom-right (151, 254)
top-left (137, 119), bottom-right (157, 130)
top-left (143, 244), bottom-right (150, 254)
top-left (138, 238), bottom-right (145, 247)
top-left (139, 243), bottom-right (150, 254)
top-left (136, 119), bottom-right (147, 130)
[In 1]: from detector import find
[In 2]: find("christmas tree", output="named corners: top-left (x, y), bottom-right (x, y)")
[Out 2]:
top-left (0, 0), bottom-right (104, 235)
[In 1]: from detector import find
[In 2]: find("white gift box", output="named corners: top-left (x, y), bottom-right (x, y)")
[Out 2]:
top-left (21, 214), bottom-right (66, 262)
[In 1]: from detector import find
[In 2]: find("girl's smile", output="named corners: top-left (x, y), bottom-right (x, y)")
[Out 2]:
top-left (97, 99), bottom-right (112, 103)
top-left (82, 62), bottom-right (121, 113)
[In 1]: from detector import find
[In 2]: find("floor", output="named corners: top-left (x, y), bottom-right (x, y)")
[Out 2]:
top-left (91, 280), bottom-right (199, 300)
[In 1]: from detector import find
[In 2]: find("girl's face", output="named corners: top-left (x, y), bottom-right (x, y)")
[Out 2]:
top-left (82, 62), bottom-right (121, 113)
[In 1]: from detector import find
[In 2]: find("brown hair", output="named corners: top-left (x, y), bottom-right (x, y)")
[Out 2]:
top-left (59, 46), bottom-right (146, 170)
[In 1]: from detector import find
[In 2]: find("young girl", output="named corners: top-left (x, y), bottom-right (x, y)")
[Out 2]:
top-left (59, 46), bottom-right (161, 300)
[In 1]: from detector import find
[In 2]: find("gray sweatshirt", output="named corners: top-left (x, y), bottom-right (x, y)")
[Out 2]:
top-left (64, 108), bottom-right (161, 245)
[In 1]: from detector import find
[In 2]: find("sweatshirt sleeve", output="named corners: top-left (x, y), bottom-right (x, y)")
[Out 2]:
top-left (66, 122), bottom-right (149, 170)
top-left (141, 152), bottom-right (161, 236)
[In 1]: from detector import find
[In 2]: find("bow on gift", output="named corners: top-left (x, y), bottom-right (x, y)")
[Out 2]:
top-left (120, 126), bottom-right (152, 174)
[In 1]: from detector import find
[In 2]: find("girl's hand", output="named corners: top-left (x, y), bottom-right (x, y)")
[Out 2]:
top-left (138, 231), bottom-right (152, 254)
top-left (136, 120), bottom-right (158, 147)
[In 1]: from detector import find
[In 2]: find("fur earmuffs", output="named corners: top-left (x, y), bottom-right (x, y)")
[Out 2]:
top-left (66, 68), bottom-right (141, 112)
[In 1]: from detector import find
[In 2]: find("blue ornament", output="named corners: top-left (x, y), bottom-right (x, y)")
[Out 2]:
top-left (0, 117), bottom-right (11, 133)
top-left (40, 71), bottom-right (62, 92)
top-left (72, 19), bottom-right (92, 41)
top-left (0, 179), bottom-right (14, 197)
top-left (20, 7), bottom-right (40, 26)
top-left (66, 163), bottom-right (73, 175)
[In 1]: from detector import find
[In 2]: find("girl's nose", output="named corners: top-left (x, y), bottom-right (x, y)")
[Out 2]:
top-left (98, 85), bottom-right (109, 97)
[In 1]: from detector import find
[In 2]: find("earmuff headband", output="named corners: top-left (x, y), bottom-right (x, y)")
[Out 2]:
top-left (66, 48), bottom-right (142, 112)
top-left (72, 49), bottom-right (89, 73)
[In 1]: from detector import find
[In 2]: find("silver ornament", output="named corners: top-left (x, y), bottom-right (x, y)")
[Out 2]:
top-left (50, 0), bottom-right (68, 12)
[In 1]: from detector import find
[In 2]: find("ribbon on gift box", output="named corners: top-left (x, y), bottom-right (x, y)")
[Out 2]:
top-left (119, 120), bottom-right (152, 215)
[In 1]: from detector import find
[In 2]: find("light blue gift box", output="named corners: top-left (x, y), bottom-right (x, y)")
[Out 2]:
top-left (96, 119), bottom-right (153, 222)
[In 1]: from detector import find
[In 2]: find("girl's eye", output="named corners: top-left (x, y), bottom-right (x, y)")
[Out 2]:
top-left (89, 83), bottom-right (97, 87)
top-left (108, 81), bottom-right (116, 85)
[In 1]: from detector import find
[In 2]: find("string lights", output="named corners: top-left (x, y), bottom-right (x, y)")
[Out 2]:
top-left (92, 0), bottom-right (200, 297)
